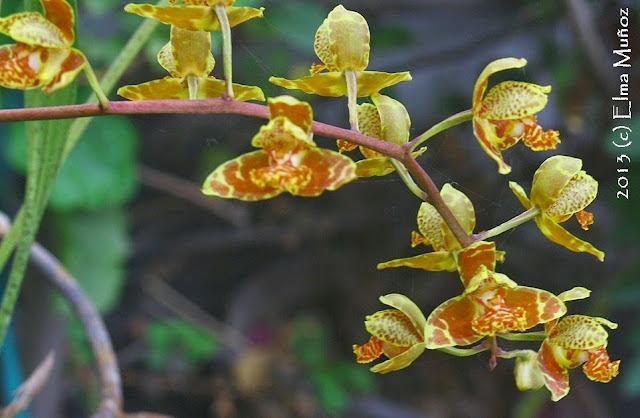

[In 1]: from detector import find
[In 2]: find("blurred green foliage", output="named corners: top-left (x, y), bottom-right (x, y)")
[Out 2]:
top-left (145, 318), bottom-right (220, 371)
top-left (288, 315), bottom-right (374, 414)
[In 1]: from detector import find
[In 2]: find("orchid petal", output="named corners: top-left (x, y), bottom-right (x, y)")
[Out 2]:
top-left (476, 81), bottom-right (550, 121)
top-left (295, 148), bottom-right (357, 195)
top-left (538, 340), bottom-right (570, 401)
top-left (530, 155), bottom-right (582, 211)
top-left (124, 4), bottom-right (264, 31)
top-left (472, 57), bottom-right (527, 109)
top-left (583, 347), bottom-right (620, 383)
top-left (364, 309), bottom-right (423, 347)
top-left (269, 70), bottom-right (411, 98)
top-left (376, 251), bottom-right (456, 272)
top-left (0, 12), bottom-right (67, 48)
top-left (425, 295), bottom-right (483, 349)
top-left (379, 293), bottom-right (427, 332)
top-left (201, 150), bottom-right (282, 200)
top-left (353, 336), bottom-right (384, 363)
top-left (42, 0), bottom-right (75, 44)
top-left (472, 116), bottom-right (512, 174)
top-left (455, 241), bottom-right (505, 286)
top-left (533, 215), bottom-right (604, 261)
top-left (317, 5), bottom-right (370, 72)
top-left (547, 315), bottom-right (616, 350)
top-left (370, 343), bottom-right (426, 374)
top-left (508, 181), bottom-right (533, 209)
top-left (267, 96), bottom-right (313, 134)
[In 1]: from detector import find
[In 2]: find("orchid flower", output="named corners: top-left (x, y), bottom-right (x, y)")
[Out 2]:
top-left (424, 242), bottom-right (565, 349)
top-left (472, 58), bottom-right (560, 174)
top-left (509, 155), bottom-right (604, 261)
top-left (0, 0), bottom-right (107, 105)
top-left (117, 25), bottom-right (263, 101)
top-left (538, 315), bottom-right (620, 401)
top-left (377, 184), bottom-right (476, 272)
top-left (353, 294), bottom-right (427, 374)
top-left (269, 5), bottom-right (411, 131)
top-left (202, 96), bottom-right (357, 200)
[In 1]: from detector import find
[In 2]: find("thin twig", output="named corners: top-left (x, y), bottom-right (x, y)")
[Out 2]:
top-left (0, 212), bottom-right (122, 418)
top-left (138, 164), bottom-right (249, 227)
top-left (0, 351), bottom-right (55, 418)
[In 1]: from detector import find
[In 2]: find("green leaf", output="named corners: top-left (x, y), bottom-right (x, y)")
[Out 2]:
top-left (54, 209), bottom-right (130, 314)
top-left (6, 116), bottom-right (139, 211)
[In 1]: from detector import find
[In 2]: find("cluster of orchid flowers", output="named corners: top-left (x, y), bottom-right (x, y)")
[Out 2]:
top-left (0, 0), bottom-right (618, 403)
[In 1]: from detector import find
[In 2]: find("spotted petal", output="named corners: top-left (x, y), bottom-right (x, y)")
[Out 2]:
top-left (476, 81), bottom-right (550, 121)
top-left (160, 26), bottom-right (214, 77)
top-left (532, 215), bottom-right (604, 261)
top-left (377, 251), bottom-right (456, 272)
top-left (455, 241), bottom-right (505, 287)
top-left (472, 57), bottom-right (527, 109)
top-left (117, 77), bottom-right (264, 101)
top-left (546, 315), bottom-right (617, 350)
top-left (530, 155), bottom-right (582, 212)
top-left (201, 150), bottom-right (282, 200)
top-left (269, 70), bottom-right (411, 98)
top-left (0, 12), bottom-right (68, 48)
top-left (124, 4), bottom-right (264, 31)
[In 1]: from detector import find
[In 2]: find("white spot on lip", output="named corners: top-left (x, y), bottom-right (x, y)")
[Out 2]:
top-left (28, 52), bottom-right (40, 71)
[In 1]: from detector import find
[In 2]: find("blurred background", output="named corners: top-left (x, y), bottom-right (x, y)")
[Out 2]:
top-left (1, 0), bottom-right (639, 416)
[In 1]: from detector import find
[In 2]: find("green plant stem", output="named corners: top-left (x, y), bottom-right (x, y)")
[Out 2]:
top-left (64, 0), bottom-right (166, 158)
top-left (82, 61), bottom-right (109, 109)
top-left (406, 109), bottom-right (473, 152)
top-left (437, 342), bottom-right (488, 357)
top-left (497, 331), bottom-right (547, 342)
top-left (0, 99), bottom-right (474, 248)
top-left (390, 159), bottom-right (427, 200)
top-left (473, 206), bottom-right (541, 242)
top-left (495, 349), bottom-right (538, 359)
top-left (214, 3), bottom-right (234, 99)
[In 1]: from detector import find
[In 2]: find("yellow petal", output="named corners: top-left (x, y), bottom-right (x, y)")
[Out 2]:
top-left (118, 78), bottom-right (189, 100)
top-left (416, 201), bottom-right (447, 250)
top-left (269, 70), bottom-right (411, 98)
top-left (364, 309), bottom-right (422, 347)
top-left (508, 181), bottom-right (533, 210)
top-left (166, 26), bottom-right (213, 77)
top-left (379, 293), bottom-right (427, 332)
top-left (533, 212), bottom-right (604, 261)
top-left (0, 12), bottom-right (68, 48)
top-left (545, 171), bottom-right (598, 222)
top-left (124, 4), bottom-right (263, 31)
top-left (251, 117), bottom-right (315, 153)
top-left (369, 343), bottom-right (425, 374)
top-left (530, 155), bottom-right (582, 211)
top-left (372, 93), bottom-right (411, 145)
top-left (472, 57), bottom-right (527, 108)
top-left (440, 183), bottom-right (476, 249)
top-left (472, 116), bottom-right (512, 174)
top-left (376, 251), bottom-right (457, 272)
top-left (547, 315), bottom-right (616, 350)
top-left (199, 78), bottom-right (264, 101)
top-left (319, 5), bottom-right (370, 72)
top-left (477, 81), bottom-right (550, 121)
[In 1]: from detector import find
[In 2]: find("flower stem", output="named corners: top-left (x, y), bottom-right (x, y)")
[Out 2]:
top-left (407, 109), bottom-right (473, 152)
top-left (344, 69), bottom-right (359, 131)
top-left (82, 61), bottom-right (109, 110)
top-left (215, 4), bottom-right (234, 99)
top-left (390, 159), bottom-right (427, 200)
top-left (437, 341), bottom-right (488, 357)
top-left (473, 206), bottom-right (540, 241)
top-left (64, 0), bottom-right (166, 159)
top-left (497, 331), bottom-right (547, 342)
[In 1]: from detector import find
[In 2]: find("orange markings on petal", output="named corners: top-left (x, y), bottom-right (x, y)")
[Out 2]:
top-left (576, 210), bottom-right (594, 230)
top-left (456, 241), bottom-right (505, 287)
top-left (353, 336), bottom-right (384, 363)
top-left (583, 347), bottom-right (620, 383)
top-left (538, 340), bottom-right (570, 401)
top-left (41, 0), bottom-right (76, 44)
top-left (425, 295), bottom-right (483, 349)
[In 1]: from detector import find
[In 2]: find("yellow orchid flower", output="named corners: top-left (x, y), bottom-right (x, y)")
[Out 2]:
top-left (349, 93), bottom-right (426, 176)
top-left (472, 58), bottom-right (560, 174)
top-left (509, 155), bottom-right (604, 261)
top-left (425, 264), bottom-right (566, 349)
top-left (124, 0), bottom-right (263, 32)
top-left (353, 294), bottom-right (427, 374)
top-left (0, 0), bottom-right (88, 94)
top-left (202, 96), bottom-right (357, 200)
top-left (538, 315), bottom-right (619, 401)
top-left (269, 5), bottom-right (411, 130)
top-left (117, 26), bottom-right (263, 101)
top-left (377, 184), bottom-right (475, 272)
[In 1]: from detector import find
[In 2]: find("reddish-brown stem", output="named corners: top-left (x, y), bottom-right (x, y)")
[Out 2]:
top-left (0, 98), bottom-right (474, 248)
